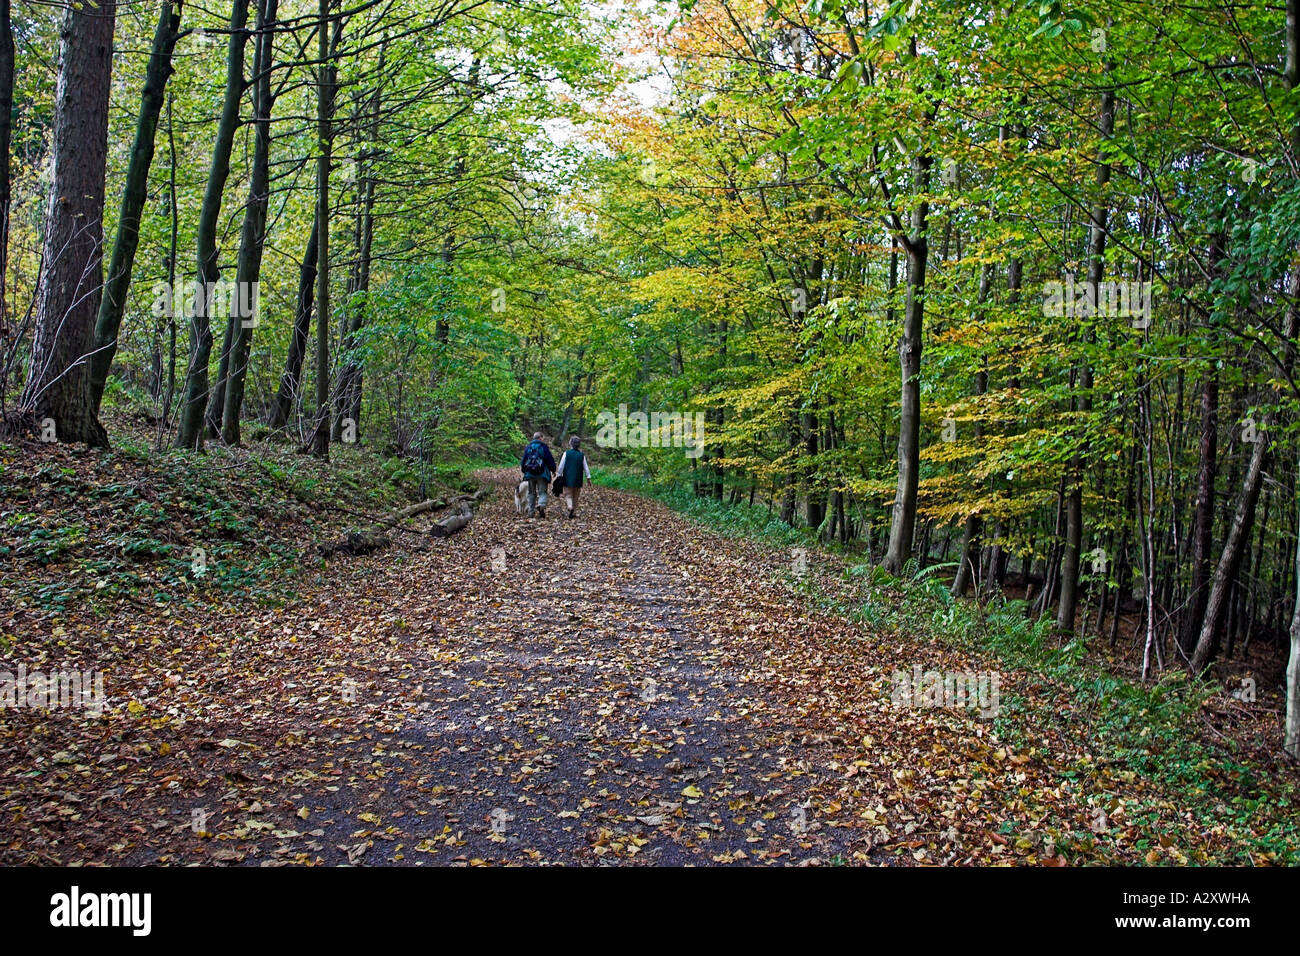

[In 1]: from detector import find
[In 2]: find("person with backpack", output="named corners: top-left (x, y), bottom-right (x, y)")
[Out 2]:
top-left (520, 432), bottom-right (557, 518)
top-left (554, 436), bottom-right (591, 520)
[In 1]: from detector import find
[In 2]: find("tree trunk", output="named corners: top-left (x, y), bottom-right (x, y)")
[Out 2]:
top-left (20, 1), bottom-right (117, 447)
top-left (1185, 360), bottom-right (1220, 656)
top-left (952, 263), bottom-right (993, 598)
top-left (158, 92), bottom-right (180, 433)
top-left (1190, 420), bottom-right (1269, 673)
top-left (88, 0), bottom-right (182, 417)
top-left (882, 148), bottom-right (930, 574)
top-left (430, 502), bottom-right (476, 537)
top-left (1193, 258), bottom-right (1299, 673)
top-left (333, 164), bottom-right (375, 441)
top-left (1284, 0), bottom-right (1300, 760)
top-left (779, 412), bottom-right (797, 523)
top-left (0, 0), bottom-right (14, 352)
top-left (205, 309), bottom-right (235, 436)
top-left (220, 0), bottom-right (279, 445)
top-left (1286, 491), bottom-right (1300, 757)
top-left (310, 0), bottom-right (333, 459)
top-left (176, 0), bottom-right (250, 451)
top-left (1056, 86), bottom-right (1115, 632)
top-left (333, 49), bottom-right (383, 443)
top-left (268, 218), bottom-right (318, 429)
top-left (802, 408), bottom-right (823, 528)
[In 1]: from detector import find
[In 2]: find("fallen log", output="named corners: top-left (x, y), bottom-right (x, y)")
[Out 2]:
top-left (428, 490), bottom-right (489, 538)
top-left (429, 503), bottom-right (474, 538)
top-left (316, 500), bottom-right (439, 557)
top-left (318, 489), bottom-right (487, 556)
top-left (375, 497), bottom-right (446, 529)
top-left (318, 530), bottom-right (391, 557)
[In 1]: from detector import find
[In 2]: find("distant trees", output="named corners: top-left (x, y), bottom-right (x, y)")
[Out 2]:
top-left (574, 0), bottom-right (1300, 755)
top-left (4, 0), bottom-right (600, 454)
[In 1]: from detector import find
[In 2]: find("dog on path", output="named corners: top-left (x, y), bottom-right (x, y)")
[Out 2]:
top-left (514, 480), bottom-right (530, 515)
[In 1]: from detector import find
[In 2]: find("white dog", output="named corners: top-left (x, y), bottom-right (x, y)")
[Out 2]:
top-left (514, 480), bottom-right (530, 515)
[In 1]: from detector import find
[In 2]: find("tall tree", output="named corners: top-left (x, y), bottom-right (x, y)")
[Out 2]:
top-left (88, 0), bottom-right (183, 416)
top-left (1056, 85), bottom-right (1115, 633)
top-left (176, 0), bottom-right (250, 450)
top-left (0, 0), bottom-right (14, 347)
top-left (219, 0), bottom-right (279, 445)
top-left (310, 0), bottom-right (334, 458)
top-left (882, 82), bottom-right (933, 574)
top-left (21, 0), bottom-right (118, 446)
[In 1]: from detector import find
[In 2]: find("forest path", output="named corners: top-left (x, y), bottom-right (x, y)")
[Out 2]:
top-left (294, 467), bottom-right (888, 865)
top-left (235, 466), bottom-right (1065, 866)
top-left (8, 468), bottom-right (1107, 866)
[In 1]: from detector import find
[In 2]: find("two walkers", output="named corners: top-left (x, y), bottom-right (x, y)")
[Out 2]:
top-left (520, 432), bottom-right (591, 520)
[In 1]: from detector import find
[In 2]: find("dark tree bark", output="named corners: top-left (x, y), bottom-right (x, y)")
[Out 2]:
top-left (333, 159), bottom-right (375, 441)
top-left (159, 92), bottom-right (180, 431)
top-left (333, 47), bottom-right (385, 443)
top-left (21, 1), bottom-right (117, 447)
top-left (1288, 487), bottom-right (1300, 757)
top-left (802, 408), bottom-right (822, 527)
top-left (1193, 244), bottom-right (1299, 674)
top-left (88, 0), bottom-right (183, 417)
top-left (0, 0), bottom-right (14, 350)
top-left (1183, 237), bottom-right (1226, 659)
top-left (205, 311), bottom-right (235, 436)
top-left (1284, 0), bottom-right (1300, 759)
top-left (176, 0), bottom-right (250, 451)
top-left (220, 0), bottom-right (280, 445)
top-left (1184, 365), bottom-right (1219, 656)
top-left (1190, 417), bottom-right (1270, 673)
top-left (268, 217), bottom-right (318, 429)
top-left (310, 0), bottom-right (334, 458)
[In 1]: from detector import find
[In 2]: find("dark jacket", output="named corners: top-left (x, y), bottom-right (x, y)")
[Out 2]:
top-left (521, 440), bottom-right (556, 478)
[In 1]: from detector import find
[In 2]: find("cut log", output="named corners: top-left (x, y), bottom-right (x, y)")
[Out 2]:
top-left (376, 497), bottom-right (445, 529)
top-left (317, 489), bottom-right (485, 557)
top-left (430, 503), bottom-right (474, 538)
top-left (427, 489), bottom-right (487, 539)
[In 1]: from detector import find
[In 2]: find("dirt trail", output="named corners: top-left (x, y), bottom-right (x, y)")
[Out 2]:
top-left (5, 467), bottom-right (1104, 866)
top-left (360, 468), bottom-right (868, 864)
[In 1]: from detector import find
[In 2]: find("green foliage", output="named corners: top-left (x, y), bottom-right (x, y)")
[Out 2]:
top-left (595, 469), bottom-right (806, 547)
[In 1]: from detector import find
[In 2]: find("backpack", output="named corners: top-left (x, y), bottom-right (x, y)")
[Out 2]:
top-left (521, 441), bottom-right (546, 477)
